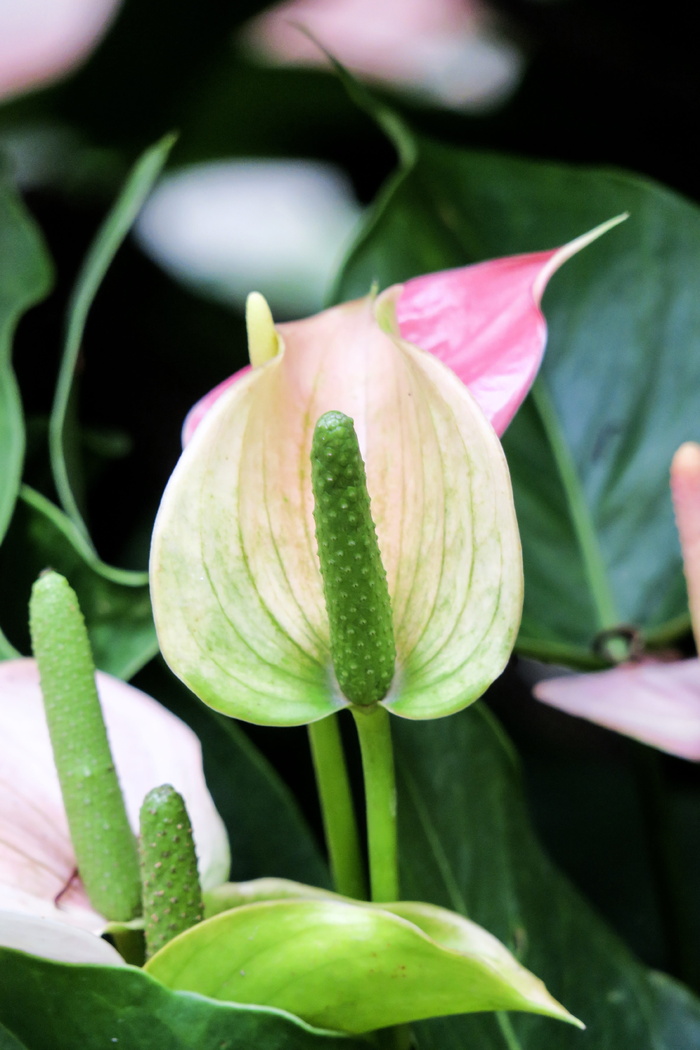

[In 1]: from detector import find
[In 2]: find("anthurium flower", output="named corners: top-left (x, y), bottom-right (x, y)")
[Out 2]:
top-left (534, 442), bottom-right (700, 760)
top-left (0, 658), bottom-right (230, 960)
top-left (151, 222), bottom-right (621, 727)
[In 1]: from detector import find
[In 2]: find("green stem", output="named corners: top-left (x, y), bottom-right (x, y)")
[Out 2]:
top-left (351, 704), bottom-right (398, 902)
top-left (308, 715), bottom-right (366, 899)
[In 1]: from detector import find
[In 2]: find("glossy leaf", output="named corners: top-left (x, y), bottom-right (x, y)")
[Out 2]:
top-left (337, 128), bottom-right (700, 664)
top-left (0, 948), bottom-right (368, 1050)
top-left (145, 897), bottom-right (578, 1032)
top-left (392, 706), bottom-right (700, 1048)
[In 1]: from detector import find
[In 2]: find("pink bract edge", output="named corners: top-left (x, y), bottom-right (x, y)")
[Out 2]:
top-left (181, 217), bottom-right (626, 447)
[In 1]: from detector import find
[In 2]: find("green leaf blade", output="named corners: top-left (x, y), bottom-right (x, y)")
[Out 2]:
top-left (0, 948), bottom-right (368, 1050)
top-left (144, 898), bottom-right (578, 1033)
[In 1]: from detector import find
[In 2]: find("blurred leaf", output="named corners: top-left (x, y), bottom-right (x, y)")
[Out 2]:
top-left (49, 132), bottom-right (175, 565)
top-left (0, 178), bottom-right (53, 543)
top-left (0, 486), bottom-right (155, 677)
top-left (0, 948), bottom-right (367, 1050)
top-left (337, 127), bottom-right (700, 665)
top-left (0, 173), bottom-right (53, 660)
top-left (394, 707), bottom-right (700, 1048)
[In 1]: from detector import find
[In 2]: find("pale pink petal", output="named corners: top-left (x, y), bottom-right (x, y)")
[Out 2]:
top-left (397, 217), bottom-right (626, 435)
top-left (671, 442), bottom-right (700, 649)
top-left (0, 0), bottom-right (123, 102)
top-left (0, 658), bottom-right (229, 937)
top-left (533, 658), bottom-right (700, 761)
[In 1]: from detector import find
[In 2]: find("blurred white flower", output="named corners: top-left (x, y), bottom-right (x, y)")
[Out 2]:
top-left (135, 159), bottom-right (363, 317)
top-left (0, 0), bottom-right (122, 102)
top-left (242, 0), bottom-right (523, 112)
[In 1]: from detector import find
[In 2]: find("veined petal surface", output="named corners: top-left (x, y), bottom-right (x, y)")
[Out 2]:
top-left (151, 293), bottom-right (522, 724)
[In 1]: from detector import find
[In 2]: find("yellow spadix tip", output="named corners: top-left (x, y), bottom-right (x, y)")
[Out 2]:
top-left (246, 291), bottom-right (280, 368)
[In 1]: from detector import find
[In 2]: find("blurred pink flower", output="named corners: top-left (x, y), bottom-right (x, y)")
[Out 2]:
top-left (242, 0), bottom-right (523, 111)
top-left (534, 442), bottom-right (700, 760)
top-left (0, 0), bottom-right (122, 102)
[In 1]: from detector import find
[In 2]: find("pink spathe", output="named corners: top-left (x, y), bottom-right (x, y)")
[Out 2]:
top-left (183, 219), bottom-right (623, 446)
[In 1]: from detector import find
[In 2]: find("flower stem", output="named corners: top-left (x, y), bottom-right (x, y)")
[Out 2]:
top-left (308, 715), bottom-right (366, 899)
top-left (351, 704), bottom-right (399, 902)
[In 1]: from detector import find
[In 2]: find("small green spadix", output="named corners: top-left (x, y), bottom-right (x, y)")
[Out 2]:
top-left (311, 411), bottom-right (396, 706)
top-left (29, 571), bottom-right (141, 921)
top-left (246, 291), bottom-right (280, 367)
top-left (139, 784), bottom-right (204, 959)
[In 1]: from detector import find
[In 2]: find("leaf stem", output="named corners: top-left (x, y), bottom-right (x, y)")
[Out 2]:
top-left (352, 704), bottom-right (399, 902)
top-left (532, 382), bottom-right (620, 631)
top-left (308, 715), bottom-right (366, 899)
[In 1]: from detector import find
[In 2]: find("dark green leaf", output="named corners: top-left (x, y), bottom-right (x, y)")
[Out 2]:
top-left (0, 174), bottom-right (53, 641)
top-left (337, 133), bottom-right (699, 663)
top-left (49, 133), bottom-right (175, 565)
top-left (134, 661), bottom-right (330, 888)
top-left (0, 949), bottom-right (368, 1050)
top-left (0, 486), bottom-right (155, 677)
top-left (394, 707), bottom-right (700, 1048)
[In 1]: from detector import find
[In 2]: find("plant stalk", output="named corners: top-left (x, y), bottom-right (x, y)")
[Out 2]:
top-left (351, 704), bottom-right (399, 902)
top-left (308, 714), bottom-right (366, 899)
